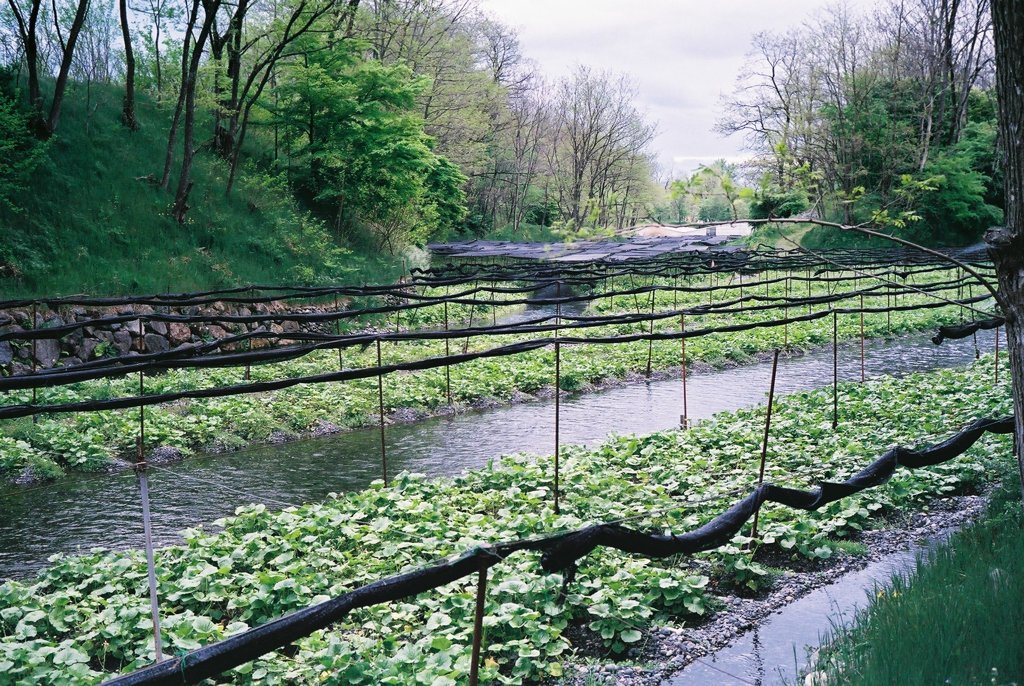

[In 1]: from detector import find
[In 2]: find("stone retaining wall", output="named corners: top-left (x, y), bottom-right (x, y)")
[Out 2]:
top-left (0, 301), bottom-right (335, 375)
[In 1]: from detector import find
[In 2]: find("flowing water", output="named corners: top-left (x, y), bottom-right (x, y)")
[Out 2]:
top-left (664, 532), bottom-right (953, 686)
top-left (0, 324), bottom-right (995, 580)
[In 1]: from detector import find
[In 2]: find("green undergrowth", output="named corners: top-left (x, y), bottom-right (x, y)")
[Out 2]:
top-left (0, 357), bottom-right (1013, 684)
top-left (0, 271), bottom-right (982, 483)
top-left (813, 476), bottom-right (1024, 686)
top-left (0, 83), bottom-right (404, 298)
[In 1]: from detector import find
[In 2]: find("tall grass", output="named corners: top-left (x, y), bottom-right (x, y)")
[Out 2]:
top-left (818, 475), bottom-right (1024, 686)
top-left (0, 81), bottom-right (405, 297)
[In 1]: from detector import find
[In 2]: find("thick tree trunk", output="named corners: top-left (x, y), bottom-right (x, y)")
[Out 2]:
top-left (119, 0), bottom-right (139, 130)
top-left (989, 0), bottom-right (1024, 500)
top-left (45, 0), bottom-right (89, 135)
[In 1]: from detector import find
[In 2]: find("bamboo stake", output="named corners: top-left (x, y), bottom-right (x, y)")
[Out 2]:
top-left (832, 310), bottom-right (839, 430)
top-left (750, 349), bottom-right (781, 541)
top-left (554, 300), bottom-right (561, 515)
top-left (376, 339), bottom-right (388, 486)
top-left (680, 314), bottom-right (688, 429)
top-left (468, 562), bottom-right (489, 686)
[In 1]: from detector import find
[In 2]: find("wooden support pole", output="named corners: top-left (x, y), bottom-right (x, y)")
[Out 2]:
top-left (244, 288), bottom-right (254, 381)
top-left (680, 314), bottom-right (688, 429)
top-left (995, 325), bottom-right (1001, 386)
top-left (376, 339), bottom-right (388, 486)
top-left (806, 270), bottom-right (812, 314)
top-left (463, 281), bottom-right (477, 354)
top-left (784, 275), bottom-right (790, 347)
top-left (860, 294), bottom-right (866, 382)
top-left (334, 295), bottom-right (343, 371)
top-left (750, 348), bottom-right (781, 541)
top-left (887, 286), bottom-right (892, 332)
top-left (832, 310), bottom-right (839, 430)
top-left (137, 469), bottom-right (164, 663)
top-left (468, 561), bottom-right (489, 686)
top-left (645, 290), bottom-right (655, 378)
top-left (969, 283), bottom-right (979, 358)
top-left (554, 301), bottom-right (561, 515)
top-left (133, 337), bottom-right (163, 663)
top-left (443, 301), bottom-right (452, 405)
top-left (30, 301), bottom-right (37, 422)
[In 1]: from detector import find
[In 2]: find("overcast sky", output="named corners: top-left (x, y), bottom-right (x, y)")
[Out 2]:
top-left (476, 0), bottom-right (869, 179)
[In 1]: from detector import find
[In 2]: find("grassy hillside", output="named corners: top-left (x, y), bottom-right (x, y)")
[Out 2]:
top-left (0, 83), bottom-right (404, 298)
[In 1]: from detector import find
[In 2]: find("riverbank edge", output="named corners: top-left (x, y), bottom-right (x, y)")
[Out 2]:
top-left (562, 492), bottom-right (989, 686)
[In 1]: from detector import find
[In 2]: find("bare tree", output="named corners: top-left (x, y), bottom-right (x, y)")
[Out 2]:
top-left (168, 0), bottom-right (221, 221)
top-left (6, 0), bottom-right (44, 123)
top-left (159, 0), bottom-right (202, 189)
top-left (119, 0), bottom-right (138, 128)
top-left (549, 66), bottom-right (656, 229)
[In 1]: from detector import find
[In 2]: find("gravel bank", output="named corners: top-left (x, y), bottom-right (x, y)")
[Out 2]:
top-left (561, 494), bottom-right (988, 685)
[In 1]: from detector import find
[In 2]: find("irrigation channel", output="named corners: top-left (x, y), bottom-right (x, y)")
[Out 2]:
top-left (0, 328), bottom-right (995, 580)
top-left (665, 524), bottom-right (962, 686)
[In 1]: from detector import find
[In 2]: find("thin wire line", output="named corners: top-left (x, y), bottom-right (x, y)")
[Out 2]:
top-left (783, 238), bottom-right (995, 318)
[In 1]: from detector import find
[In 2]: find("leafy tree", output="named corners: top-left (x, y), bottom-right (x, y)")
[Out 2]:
top-left (0, 81), bottom-right (49, 211)
top-left (915, 151), bottom-right (1003, 243)
top-left (277, 39), bottom-right (465, 248)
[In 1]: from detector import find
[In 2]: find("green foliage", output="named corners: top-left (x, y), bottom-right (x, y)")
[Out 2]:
top-left (0, 74), bottom-right (50, 217)
top-left (0, 355), bottom-right (1013, 684)
top-left (654, 160), bottom-right (749, 224)
top-left (0, 83), bottom-right (398, 297)
top-left (276, 39), bottom-right (466, 252)
top-left (912, 152), bottom-right (1003, 244)
top-left (749, 181), bottom-right (810, 220)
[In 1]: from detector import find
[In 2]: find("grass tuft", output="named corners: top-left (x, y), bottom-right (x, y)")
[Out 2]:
top-left (818, 476), bottom-right (1024, 686)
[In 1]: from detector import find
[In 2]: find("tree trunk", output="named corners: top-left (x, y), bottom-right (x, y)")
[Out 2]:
top-left (989, 0), bottom-right (1024, 500)
top-left (171, 0), bottom-right (219, 223)
top-left (160, 0), bottom-right (201, 189)
top-left (119, 0), bottom-right (139, 130)
top-left (6, 0), bottom-right (42, 123)
top-left (45, 0), bottom-right (89, 135)
top-left (154, 14), bottom-right (162, 97)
